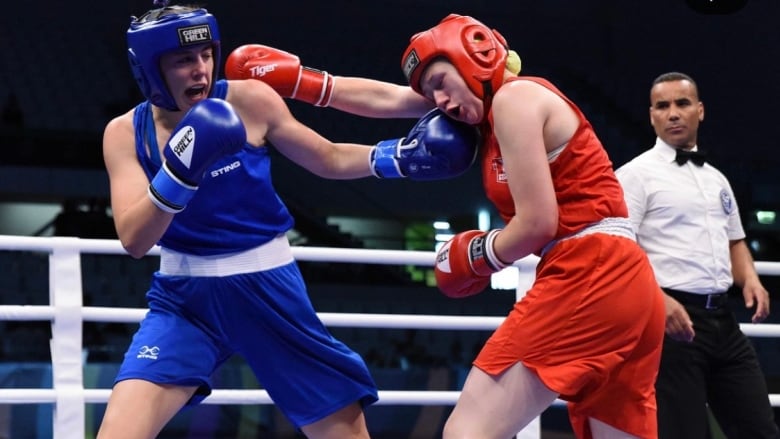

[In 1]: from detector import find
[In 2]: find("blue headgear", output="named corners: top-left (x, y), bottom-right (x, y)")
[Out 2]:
top-left (127, 7), bottom-right (221, 111)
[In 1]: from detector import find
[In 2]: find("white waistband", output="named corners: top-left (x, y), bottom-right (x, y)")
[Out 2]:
top-left (159, 234), bottom-right (294, 277)
top-left (541, 217), bottom-right (636, 257)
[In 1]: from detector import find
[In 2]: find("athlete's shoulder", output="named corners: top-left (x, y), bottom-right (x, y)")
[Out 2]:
top-left (226, 78), bottom-right (290, 124)
top-left (103, 107), bottom-right (136, 140)
top-left (226, 78), bottom-right (283, 103)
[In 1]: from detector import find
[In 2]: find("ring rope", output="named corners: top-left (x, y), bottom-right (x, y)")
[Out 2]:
top-left (1, 235), bottom-right (779, 439)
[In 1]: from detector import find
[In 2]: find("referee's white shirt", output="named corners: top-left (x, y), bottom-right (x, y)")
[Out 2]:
top-left (615, 138), bottom-right (745, 295)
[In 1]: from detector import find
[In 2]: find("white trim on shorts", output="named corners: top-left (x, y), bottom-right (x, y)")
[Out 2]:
top-left (540, 217), bottom-right (636, 257)
top-left (159, 234), bottom-right (294, 277)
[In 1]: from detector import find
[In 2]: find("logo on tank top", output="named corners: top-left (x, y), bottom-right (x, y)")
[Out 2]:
top-left (211, 160), bottom-right (242, 178)
top-left (720, 188), bottom-right (733, 214)
top-left (137, 345), bottom-right (160, 360)
top-left (491, 157), bottom-right (507, 183)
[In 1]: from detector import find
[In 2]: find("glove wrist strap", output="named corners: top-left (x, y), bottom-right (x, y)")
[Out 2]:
top-left (148, 162), bottom-right (198, 214)
top-left (371, 139), bottom-right (405, 178)
top-left (469, 229), bottom-right (510, 275)
top-left (295, 68), bottom-right (334, 107)
top-left (484, 229), bottom-right (511, 270)
top-left (368, 147), bottom-right (380, 178)
top-left (318, 74), bottom-right (335, 107)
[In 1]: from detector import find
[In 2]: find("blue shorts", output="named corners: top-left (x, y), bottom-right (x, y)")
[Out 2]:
top-left (115, 261), bottom-right (378, 428)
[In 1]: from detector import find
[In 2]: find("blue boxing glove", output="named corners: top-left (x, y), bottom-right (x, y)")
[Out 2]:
top-left (370, 109), bottom-right (480, 180)
top-left (148, 99), bottom-right (246, 213)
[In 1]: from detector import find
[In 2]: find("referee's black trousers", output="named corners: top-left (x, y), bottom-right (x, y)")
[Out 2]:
top-left (656, 304), bottom-right (779, 439)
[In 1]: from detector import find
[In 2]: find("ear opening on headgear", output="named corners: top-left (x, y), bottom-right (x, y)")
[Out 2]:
top-left (461, 25), bottom-right (501, 69)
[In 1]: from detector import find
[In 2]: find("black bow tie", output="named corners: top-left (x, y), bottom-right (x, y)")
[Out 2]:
top-left (675, 148), bottom-right (706, 166)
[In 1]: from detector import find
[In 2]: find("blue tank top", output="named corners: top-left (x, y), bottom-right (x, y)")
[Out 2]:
top-left (132, 80), bottom-right (294, 255)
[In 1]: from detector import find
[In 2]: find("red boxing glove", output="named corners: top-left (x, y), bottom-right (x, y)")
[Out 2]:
top-left (225, 44), bottom-right (334, 107)
top-left (434, 229), bottom-right (510, 298)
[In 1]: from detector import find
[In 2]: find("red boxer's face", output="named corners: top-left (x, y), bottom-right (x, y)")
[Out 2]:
top-left (160, 43), bottom-right (215, 111)
top-left (419, 60), bottom-right (483, 125)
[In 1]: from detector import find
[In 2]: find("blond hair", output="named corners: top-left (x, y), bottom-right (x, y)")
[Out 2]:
top-left (506, 50), bottom-right (522, 75)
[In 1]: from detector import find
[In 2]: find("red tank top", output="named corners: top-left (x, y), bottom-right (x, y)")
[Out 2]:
top-left (480, 76), bottom-right (627, 240)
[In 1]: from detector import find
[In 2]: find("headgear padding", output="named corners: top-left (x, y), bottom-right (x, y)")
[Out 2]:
top-left (127, 7), bottom-right (221, 111)
top-left (401, 14), bottom-right (508, 101)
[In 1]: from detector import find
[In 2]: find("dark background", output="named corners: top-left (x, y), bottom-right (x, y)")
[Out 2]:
top-left (1, 0), bottom-right (779, 224)
top-left (1, 1), bottom-right (779, 436)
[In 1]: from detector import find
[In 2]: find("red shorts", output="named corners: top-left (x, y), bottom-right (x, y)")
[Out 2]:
top-left (474, 234), bottom-right (665, 439)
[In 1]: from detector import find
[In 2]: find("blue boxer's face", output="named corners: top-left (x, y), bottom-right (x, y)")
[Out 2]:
top-left (160, 43), bottom-right (215, 111)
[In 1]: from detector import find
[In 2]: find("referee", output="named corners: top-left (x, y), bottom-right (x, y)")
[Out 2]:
top-left (616, 71), bottom-right (778, 439)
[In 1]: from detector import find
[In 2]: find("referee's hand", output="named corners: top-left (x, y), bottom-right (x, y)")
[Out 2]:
top-left (663, 294), bottom-right (695, 342)
top-left (743, 279), bottom-right (770, 324)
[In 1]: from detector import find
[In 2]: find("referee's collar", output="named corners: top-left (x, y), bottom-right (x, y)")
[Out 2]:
top-left (653, 137), bottom-right (701, 165)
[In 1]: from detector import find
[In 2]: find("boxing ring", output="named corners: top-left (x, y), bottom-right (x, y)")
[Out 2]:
top-left (1, 235), bottom-right (779, 438)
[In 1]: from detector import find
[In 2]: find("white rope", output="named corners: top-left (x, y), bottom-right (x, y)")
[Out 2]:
top-left (1, 234), bottom-right (780, 438)
top-left (4, 305), bottom-right (780, 337)
top-left (756, 261), bottom-right (780, 276)
top-left (0, 388), bottom-right (570, 407)
top-left (0, 235), bottom-right (133, 254)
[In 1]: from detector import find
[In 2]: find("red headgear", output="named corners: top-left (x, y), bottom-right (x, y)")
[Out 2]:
top-left (401, 14), bottom-right (509, 101)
